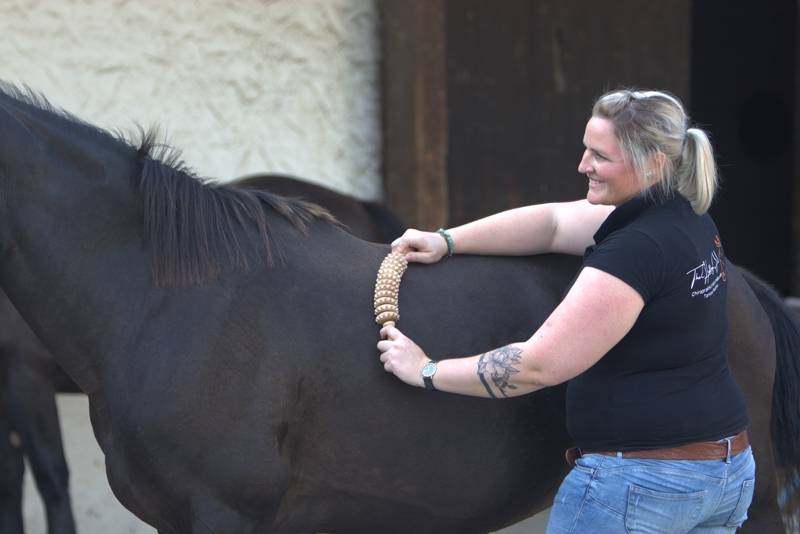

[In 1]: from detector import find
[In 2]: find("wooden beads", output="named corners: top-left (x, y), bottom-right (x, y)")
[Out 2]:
top-left (373, 250), bottom-right (408, 327)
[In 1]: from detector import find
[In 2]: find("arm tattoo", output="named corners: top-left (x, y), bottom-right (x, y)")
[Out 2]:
top-left (476, 345), bottom-right (523, 398)
top-left (476, 353), bottom-right (498, 398)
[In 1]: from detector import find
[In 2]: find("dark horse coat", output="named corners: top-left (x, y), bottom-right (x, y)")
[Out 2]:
top-left (0, 83), bottom-right (797, 533)
top-left (0, 174), bottom-right (404, 534)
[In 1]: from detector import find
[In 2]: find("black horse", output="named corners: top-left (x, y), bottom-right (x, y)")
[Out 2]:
top-left (0, 83), bottom-right (796, 533)
top-left (0, 174), bottom-right (404, 534)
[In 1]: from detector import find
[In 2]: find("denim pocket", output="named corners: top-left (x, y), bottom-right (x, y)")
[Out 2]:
top-left (724, 478), bottom-right (755, 527)
top-left (625, 484), bottom-right (705, 533)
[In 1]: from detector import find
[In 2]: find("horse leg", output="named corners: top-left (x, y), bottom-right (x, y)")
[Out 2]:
top-left (8, 361), bottom-right (76, 534)
top-left (0, 433), bottom-right (24, 534)
top-left (0, 376), bottom-right (25, 534)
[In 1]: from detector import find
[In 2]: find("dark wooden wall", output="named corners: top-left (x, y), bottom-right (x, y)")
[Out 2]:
top-left (381, 1), bottom-right (448, 231)
top-left (692, 0), bottom-right (796, 294)
top-left (382, 0), bottom-right (797, 294)
top-left (445, 0), bottom-right (690, 225)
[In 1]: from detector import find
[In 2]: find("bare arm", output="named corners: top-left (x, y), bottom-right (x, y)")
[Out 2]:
top-left (393, 200), bottom-right (614, 263)
top-left (377, 267), bottom-right (644, 397)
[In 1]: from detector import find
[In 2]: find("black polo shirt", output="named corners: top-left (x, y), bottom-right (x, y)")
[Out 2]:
top-left (566, 193), bottom-right (749, 451)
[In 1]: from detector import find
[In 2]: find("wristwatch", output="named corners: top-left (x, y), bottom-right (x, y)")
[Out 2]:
top-left (421, 360), bottom-right (438, 390)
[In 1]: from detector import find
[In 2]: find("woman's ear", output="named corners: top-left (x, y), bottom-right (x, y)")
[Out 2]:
top-left (647, 151), bottom-right (668, 184)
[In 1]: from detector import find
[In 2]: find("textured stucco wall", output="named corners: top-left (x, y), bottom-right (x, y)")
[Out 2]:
top-left (0, 0), bottom-right (381, 199)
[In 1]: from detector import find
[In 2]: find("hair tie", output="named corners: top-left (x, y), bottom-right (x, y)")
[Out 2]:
top-left (683, 129), bottom-right (693, 149)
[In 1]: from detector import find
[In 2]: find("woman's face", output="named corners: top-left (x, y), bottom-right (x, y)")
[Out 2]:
top-left (578, 117), bottom-right (643, 206)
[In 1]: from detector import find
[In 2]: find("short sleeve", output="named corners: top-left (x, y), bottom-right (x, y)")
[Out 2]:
top-left (582, 229), bottom-right (665, 303)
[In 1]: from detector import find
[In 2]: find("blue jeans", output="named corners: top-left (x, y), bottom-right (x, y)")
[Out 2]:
top-left (546, 447), bottom-right (756, 533)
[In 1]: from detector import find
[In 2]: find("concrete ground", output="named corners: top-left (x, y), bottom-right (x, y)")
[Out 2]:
top-left (22, 394), bottom-right (549, 533)
top-left (22, 394), bottom-right (154, 534)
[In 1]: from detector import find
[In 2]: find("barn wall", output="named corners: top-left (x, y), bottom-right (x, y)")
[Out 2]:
top-left (692, 0), bottom-right (797, 295)
top-left (445, 0), bottom-right (691, 226)
top-left (0, 0), bottom-right (381, 199)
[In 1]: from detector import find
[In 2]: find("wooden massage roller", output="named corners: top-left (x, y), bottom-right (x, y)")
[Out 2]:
top-left (373, 250), bottom-right (408, 328)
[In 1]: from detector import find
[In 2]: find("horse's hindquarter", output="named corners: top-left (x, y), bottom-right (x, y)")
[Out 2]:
top-left (725, 264), bottom-right (784, 532)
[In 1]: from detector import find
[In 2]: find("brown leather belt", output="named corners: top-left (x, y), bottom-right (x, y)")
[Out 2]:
top-left (566, 430), bottom-right (749, 467)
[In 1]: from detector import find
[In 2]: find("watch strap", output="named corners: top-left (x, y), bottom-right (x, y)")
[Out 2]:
top-left (423, 375), bottom-right (436, 391)
top-left (422, 360), bottom-right (438, 391)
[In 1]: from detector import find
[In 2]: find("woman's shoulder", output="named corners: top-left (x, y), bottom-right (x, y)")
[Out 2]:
top-left (632, 194), bottom-right (707, 234)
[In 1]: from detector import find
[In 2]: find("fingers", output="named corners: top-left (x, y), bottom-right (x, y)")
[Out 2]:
top-left (377, 330), bottom-right (399, 362)
top-left (391, 229), bottom-right (420, 251)
top-left (391, 229), bottom-right (447, 264)
top-left (377, 342), bottom-right (393, 372)
top-left (377, 328), bottom-right (402, 373)
top-left (380, 325), bottom-right (400, 340)
top-left (403, 251), bottom-right (436, 264)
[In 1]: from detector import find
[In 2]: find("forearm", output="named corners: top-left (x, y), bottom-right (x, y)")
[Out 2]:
top-left (379, 269), bottom-right (640, 397)
top-left (432, 343), bottom-right (550, 398)
top-left (447, 204), bottom-right (560, 256)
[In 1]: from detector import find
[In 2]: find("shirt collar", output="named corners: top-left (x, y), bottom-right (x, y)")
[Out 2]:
top-left (592, 190), bottom-right (677, 244)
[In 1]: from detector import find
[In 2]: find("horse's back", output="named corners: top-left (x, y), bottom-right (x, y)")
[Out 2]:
top-left (231, 174), bottom-right (405, 242)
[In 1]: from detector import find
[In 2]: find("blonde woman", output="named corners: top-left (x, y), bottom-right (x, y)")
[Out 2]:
top-left (378, 89), bottom-right (754, 533)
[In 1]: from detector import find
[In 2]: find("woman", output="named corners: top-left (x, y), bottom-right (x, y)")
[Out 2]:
top-left (377, 89), bottom-right (755, 532)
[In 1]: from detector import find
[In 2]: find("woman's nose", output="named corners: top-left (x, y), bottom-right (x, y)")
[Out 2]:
top-left (578, 149), bottom-right (592, 173)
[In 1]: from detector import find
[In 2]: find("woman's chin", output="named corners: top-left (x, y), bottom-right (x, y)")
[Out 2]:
top-left (586, 191), bottom-right (605, 205)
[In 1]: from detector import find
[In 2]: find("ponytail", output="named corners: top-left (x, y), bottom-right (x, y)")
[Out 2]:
top-left (677, 128), bottom-right (718, 214)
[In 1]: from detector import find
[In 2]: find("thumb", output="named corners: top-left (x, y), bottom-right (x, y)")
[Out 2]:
top-left (382, 325), bottom-right (401, 340)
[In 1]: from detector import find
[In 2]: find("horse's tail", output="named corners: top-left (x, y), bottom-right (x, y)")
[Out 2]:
top-left (360, 200), bottom-right (407, 242)
top-left (741, 269), bottom-right (800, 532)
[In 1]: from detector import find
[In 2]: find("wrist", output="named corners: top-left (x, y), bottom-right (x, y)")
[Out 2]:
top-left (420, 359), bottom-right (438, 390)
top-left (436, 228), bottom-right (455, 256)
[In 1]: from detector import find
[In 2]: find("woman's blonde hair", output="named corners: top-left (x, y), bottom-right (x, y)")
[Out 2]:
top-left (592, 89), bottom-right (718, 214)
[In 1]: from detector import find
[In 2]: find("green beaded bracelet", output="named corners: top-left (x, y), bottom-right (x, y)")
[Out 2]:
top-left (436, 228), bottom-right (455, 256)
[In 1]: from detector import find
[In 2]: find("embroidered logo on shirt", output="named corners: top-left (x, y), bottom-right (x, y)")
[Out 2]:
top-left (686, 235), bottom-right (727, 299)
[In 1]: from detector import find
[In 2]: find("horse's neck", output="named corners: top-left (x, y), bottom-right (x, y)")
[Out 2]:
top-left (0, 123), bottom-right (148, 393)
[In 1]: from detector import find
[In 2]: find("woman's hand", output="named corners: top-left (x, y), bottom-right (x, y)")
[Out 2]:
top-left (392, 229), bottom-right (448, 264)
top-left (377, 325), bottom-right (429, 387)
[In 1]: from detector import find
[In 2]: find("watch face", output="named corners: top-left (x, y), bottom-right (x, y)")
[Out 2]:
top-left (421, 361), bottom-right (437, 378)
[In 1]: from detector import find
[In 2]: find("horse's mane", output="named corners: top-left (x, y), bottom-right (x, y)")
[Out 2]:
top-left (135, 131), bottom-right (338, 286)
top-left (0, 81), bottom-right (337, 287)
